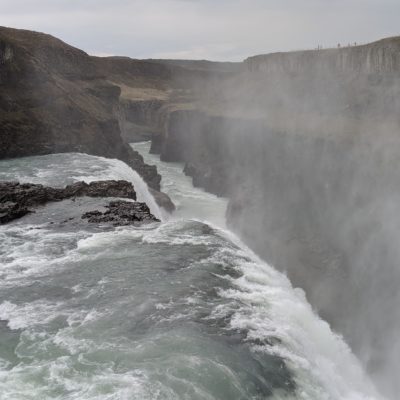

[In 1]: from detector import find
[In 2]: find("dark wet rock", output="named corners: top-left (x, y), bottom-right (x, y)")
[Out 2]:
top-left (0, 181), bottom-right (61, 207)
top-left (82, 200), bottom-right (160, 226)
top-left (149, 187), bottom-right (175, 213)
top-left (0, 180), bottom-right (136, 205)
top-left (62, 180), bottom-right (137, 200)
top-left (0, 180), bottom-right (138, 224)
top-left (0, 201), bottom-right (30, 224)
top-left (82, 210), bottom-right (102, 219)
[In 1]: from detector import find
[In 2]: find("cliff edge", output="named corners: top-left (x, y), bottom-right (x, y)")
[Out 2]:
top-left (0, 26), bottom-right (164, 191)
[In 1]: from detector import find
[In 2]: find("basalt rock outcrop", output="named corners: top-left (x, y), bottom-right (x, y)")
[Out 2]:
top-left (0, 201), bottom-right (30, 224)
top-left (246, 36), bottom-right (400, 75)
top-left (82, 200), bottom-right (159, 226)
top-left (0, 180), bottom-right (155, 224)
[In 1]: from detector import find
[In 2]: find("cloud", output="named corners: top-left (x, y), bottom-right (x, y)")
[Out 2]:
top-left (0, 0), bottom-right (399, 60)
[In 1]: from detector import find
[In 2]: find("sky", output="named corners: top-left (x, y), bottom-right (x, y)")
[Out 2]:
top-left (1, 0), bottom-right (399, 61)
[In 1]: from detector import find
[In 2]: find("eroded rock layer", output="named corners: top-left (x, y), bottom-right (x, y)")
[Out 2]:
top-left (0, 180), bottom-right (160, 226)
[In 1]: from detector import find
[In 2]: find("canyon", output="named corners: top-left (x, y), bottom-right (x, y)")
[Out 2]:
top-left (148, 37), bottom-right (400, 398)
top-left (1, 26), bottom-right (400, 397)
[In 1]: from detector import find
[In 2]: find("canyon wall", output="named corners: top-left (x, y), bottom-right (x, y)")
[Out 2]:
top-left (150, 37), bottom-right (400, 398)
top-left (0, 27), bottom-right (166, 191)
top-left (246, 36), bottom-right (400, 74)
top-left (2, 26), bottom-right (400, 396)
top-left (0, 26), bottom-right (239, 200)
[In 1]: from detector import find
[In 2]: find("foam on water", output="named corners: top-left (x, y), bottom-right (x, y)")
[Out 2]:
top-left (132, 141), bottom-right (384, 400)
top-left (0, 148), bottom-right (385, 399)
top-left (0, 225), bottom-right (89, 288)
top-left (213, 229), bottom-right (381, 400)
top-left (0, 218), bottom-right (383, 399)
top-left (132, 142), bottom-right (227, 227)
top-left (121, 220), bottom-right (382, 400)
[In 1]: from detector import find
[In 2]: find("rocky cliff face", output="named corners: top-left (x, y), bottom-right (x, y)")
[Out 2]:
top-left (149, 37), bottom-right (400, 397)
top-left (246, 36), bottom-right (400, 75)
top-left (117, 98), bottom-right (165, 142)
top-left (151, 110), bottom-right (400, 397)
top-left (0, 27), bottom-right (163, 191)
top-left (0, 26), bottom-right (240, 203)
top-left (3, 26), bottom-right (400, 394)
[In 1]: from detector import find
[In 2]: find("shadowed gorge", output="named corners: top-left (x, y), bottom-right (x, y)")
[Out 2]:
top-left (148, 38), bottom-right (400, 399)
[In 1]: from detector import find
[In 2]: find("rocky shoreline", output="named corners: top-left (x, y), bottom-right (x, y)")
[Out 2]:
top-left (0, 180), bottom-right (159, 226)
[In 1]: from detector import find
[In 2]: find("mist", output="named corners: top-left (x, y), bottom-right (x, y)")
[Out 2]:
top-left (152, 39), bottom-right (400, 399)
top-left (2, 3), bottom-right (400, 398)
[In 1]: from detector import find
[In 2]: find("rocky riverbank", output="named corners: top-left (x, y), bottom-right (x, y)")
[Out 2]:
top-left (0, 180), bottom-right (159, 226)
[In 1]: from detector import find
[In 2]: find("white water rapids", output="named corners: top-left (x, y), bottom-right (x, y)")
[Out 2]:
top-left (0, 143), bottom-right (384, 400)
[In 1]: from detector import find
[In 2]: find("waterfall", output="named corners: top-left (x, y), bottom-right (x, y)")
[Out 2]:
top-left (99, 158), bottom-right (163, 220)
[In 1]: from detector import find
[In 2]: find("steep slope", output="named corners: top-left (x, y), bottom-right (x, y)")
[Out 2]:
top-left (247, 36), bottom-right (400, 74)
top-left (149, 37), bottom-right (400, 398)
top-left (0, 26), bottom-right (164, 190)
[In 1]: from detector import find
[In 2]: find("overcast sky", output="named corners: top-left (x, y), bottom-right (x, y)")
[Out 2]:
top-left (1, 0), bottom-right (399, 61)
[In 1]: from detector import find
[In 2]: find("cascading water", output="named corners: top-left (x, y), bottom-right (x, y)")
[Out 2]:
top-left (0, 146), bottom-right (384, 399)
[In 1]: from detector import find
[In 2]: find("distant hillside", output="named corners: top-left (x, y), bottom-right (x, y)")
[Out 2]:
top-left (146, 59), bottom-right (242, 73)
top-left (246, 36), bottom-right (400, 74)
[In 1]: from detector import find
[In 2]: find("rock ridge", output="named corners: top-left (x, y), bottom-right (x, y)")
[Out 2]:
top-left (245, 36), bottom-right (400, 75)
top-left (0, 180), bottom-right (160, 225)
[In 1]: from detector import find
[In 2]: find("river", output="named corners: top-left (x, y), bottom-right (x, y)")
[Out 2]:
top-left (0, 142), bottom-right (382, 399)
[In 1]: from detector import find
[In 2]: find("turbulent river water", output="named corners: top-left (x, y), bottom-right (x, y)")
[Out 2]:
top-left (0, 141), bottom-right (383, 400)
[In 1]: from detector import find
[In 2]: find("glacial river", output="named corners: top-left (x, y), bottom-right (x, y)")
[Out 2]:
top-left (0, 142), bottom-right (382, 399)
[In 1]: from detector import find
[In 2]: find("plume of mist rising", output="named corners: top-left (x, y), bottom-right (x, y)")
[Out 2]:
top-left (168, 39), bottom-right (400, 399)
